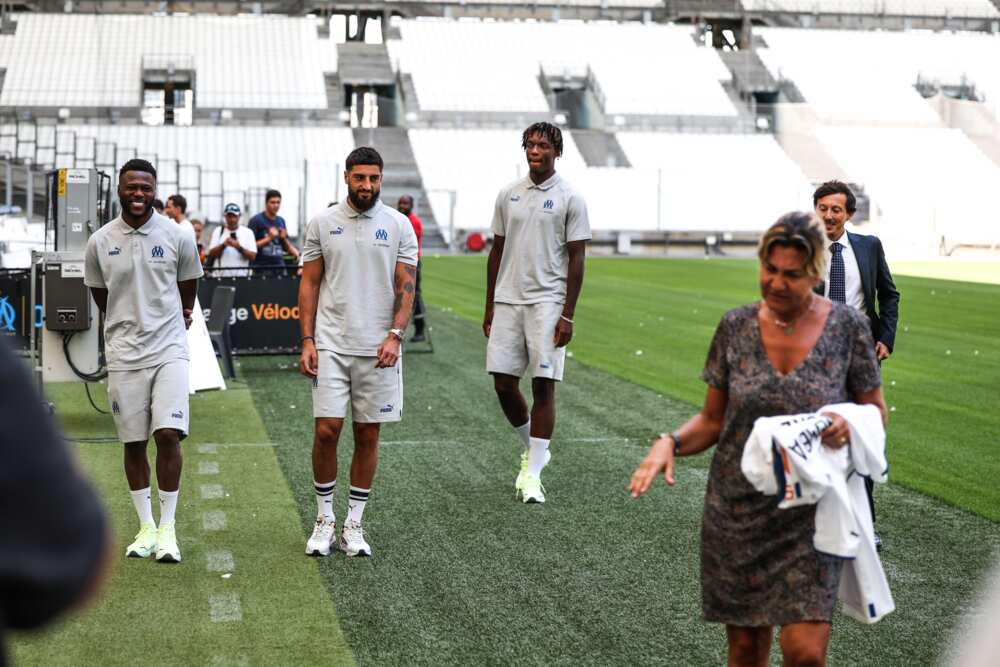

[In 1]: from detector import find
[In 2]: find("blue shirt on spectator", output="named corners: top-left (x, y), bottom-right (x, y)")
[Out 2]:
top-left (248, 213), bottom-right (288, 267)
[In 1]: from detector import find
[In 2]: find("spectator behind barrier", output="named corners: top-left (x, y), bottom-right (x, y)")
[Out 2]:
top-left (248, 189), bottom-right (299, 273)
top-left (206, 203), bottom-right (257, 277)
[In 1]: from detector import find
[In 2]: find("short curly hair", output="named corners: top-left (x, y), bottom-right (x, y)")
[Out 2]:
top-left (521, 122), bottom-right (563, 157)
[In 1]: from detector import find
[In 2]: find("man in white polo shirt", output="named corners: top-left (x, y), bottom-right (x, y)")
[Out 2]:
top-left (298, 147), bottom-right (418, 558)
top-left (484, 122), bottom-right (591, 504)
top-left (164, 193), bottom-right (196, 242)
top-left (84, 158), bottom-right (203, 563)
top-left (207, 202), bottom-right (257, 277)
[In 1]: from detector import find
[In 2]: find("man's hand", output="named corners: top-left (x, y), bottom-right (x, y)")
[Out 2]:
top-left (183, 308), bottom-right (193, 330)
top-left (268, 227), bottom-right (280, 239)
top-left (224, 236), bottom-right (239, 248)
top-left (875, 342), bottom-right (890, 361)
top-left (482, 305), bottom-right (494, 338)
top-left (278, 228), bottom-right (287, 240)
top-left (300, 339), bottom-right (318, 378)
top-left (553, 317), bottom-right (573, 348)
top-left (376, 335), bottom-right (401, 368)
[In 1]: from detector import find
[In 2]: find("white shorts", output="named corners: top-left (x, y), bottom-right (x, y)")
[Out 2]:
top-left (107, 360), bottom-right (190, 443)
top-left (486, 302), bottom-right (566, 381)
top-left (312, 350), bottom-right (403, 423)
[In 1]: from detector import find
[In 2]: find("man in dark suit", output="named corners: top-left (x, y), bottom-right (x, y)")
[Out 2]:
top-left (814, 180), bottom-right (900, 547)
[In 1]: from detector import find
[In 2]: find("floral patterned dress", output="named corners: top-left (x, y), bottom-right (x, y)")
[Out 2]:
top-left (699, 302), bottom-right (881, 626)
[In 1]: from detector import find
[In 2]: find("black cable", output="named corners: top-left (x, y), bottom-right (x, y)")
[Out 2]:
top-left (62, 332), bottom-right (108, 382)
top-left (64, 435), bottom-right (120, 444)
top-left (84, 381), bottom-right (110, 415)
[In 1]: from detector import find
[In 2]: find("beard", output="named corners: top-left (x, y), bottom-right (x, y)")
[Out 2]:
top-left (119, 194), bottom-right (152, 220)
top-left (348, 186), bottom-right (380, 212)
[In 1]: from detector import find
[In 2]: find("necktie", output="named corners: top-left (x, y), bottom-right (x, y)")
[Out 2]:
top-left (829, 242), bottom-right (846, 303)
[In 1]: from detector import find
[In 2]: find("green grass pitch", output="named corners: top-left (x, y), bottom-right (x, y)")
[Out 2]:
top-left (9, 256), bottom-right (999, 666)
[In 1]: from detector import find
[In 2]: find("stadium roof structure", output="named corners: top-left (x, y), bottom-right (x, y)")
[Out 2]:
top-left (5, 0), bottom-right (1000, 31)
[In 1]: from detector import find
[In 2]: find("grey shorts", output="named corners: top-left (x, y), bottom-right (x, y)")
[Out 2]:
top-left (107, 360), bottom-right (190, 443)
top-left (312, 349), bottom-right (403, 422)
top-left (486, 302), bottom-right (566, 381)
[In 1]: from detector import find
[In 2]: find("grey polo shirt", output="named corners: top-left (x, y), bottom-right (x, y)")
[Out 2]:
top-left (302, 200), bottom-right (418, 356)
top-left (84, 213), bottom-right (204, 371)
top-left (491, 173), bottom-right (591, 305)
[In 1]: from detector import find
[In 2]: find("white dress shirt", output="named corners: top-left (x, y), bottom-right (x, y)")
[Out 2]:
top-left (823, 232), bottom-right (864, 311)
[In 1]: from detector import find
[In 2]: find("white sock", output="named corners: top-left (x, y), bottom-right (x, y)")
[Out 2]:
top-left (527, 437), bottom-right (550, 477)
top-left (315, 479), bottom-right (336, 522)
top-left (130, 487), bottom-right (154, 525)
top-left (346, 486), bottom-right (370, 524)
top-left (158, 488), bottom-right (179, 526)
top-left (515, 421), bottom-right (532, 450)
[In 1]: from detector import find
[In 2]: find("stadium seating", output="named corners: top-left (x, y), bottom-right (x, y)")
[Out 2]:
top-left (757, 27), bottom-right (1000, 124)
top-left (815, 126), bottom-right (1000, 252)
top-left (2, 124), bottom-right (355, 230)
top-left (617, 132), bottom-right (815, 232)
top-left (390, 20), bottom-right (737, 116)
top-left (742, 0), bottom-right (999, 18)
top-left (411, 128), bottom-right (811, 235)
top-left (0, 14), bottom-right (334, 109)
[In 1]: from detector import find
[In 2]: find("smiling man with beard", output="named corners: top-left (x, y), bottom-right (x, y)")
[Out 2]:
top-left (84, 159), bottom-right (203, 564)
top-left (298, 147), bottom-right (418, 558)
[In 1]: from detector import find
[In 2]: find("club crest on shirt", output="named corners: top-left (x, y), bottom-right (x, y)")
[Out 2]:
top-left (373, 228), bottom-right (390, 248)
top-left (151, 245), bottom-right (165, 258)
top-left (542, 199), bottom-right (555, 211)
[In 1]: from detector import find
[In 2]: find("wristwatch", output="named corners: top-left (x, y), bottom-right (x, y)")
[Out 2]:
top-left (388, 328), bottom-right (405, 341)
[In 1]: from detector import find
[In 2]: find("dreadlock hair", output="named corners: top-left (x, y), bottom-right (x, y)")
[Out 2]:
top-left (521, 122), bottom-right (563, 157)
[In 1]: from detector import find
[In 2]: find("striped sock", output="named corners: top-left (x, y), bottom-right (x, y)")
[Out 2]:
top-left (315, 479), bottom-right (336, 522)
top-left (346, 486), bottom-right (371, 524)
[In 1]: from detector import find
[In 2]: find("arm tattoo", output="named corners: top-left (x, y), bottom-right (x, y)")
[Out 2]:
top-left (404, 265), bottom-right (417, 278)
top-left (403, 281), bottom-right (414, 294)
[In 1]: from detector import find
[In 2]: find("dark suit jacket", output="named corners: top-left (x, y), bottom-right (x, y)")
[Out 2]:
top-left (816, 231), bottom-right (901, 351)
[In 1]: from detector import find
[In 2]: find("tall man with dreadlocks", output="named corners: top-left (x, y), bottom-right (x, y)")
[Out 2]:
top-left (483, 122), bottom-right (591, 504)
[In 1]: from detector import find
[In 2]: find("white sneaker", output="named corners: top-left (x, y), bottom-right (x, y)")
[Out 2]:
top-left (155, 523), bottom-right (182, 563)
top-left (515, 450), bottom-right (551, 494)
top-left (126, 522), bottom-right (157, 558)
top-left (306, 517), bottom-right (336, 557)
top-left (340, 520), bottom-right (371, 557)
top-left (520, 474), bottom-right (546, 504)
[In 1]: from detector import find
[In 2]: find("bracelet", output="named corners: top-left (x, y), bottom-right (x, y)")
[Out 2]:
top-left (560, 315), bottom-right (574, 324)
top-left (301, 335), bottom-right (315, 343)
top-left (661, 431), bottom-right (682, 456)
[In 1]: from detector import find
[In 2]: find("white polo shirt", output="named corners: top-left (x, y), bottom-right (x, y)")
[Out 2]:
top-left (824, 232), bottom-right (864, 311)
top-left (302, 200), bottom-right (418, 356)
top-left (84, 212), bottom-right (204, 371)
top-left (491, 172), bottom-right (590, 305)
top-left (208, 224), bottom-right (257, 277)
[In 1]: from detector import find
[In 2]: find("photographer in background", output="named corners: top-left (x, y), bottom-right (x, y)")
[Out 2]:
top-left (249, 189), bottom-right (299, 274)
top-left (207, 203), bottom-right (256, 277)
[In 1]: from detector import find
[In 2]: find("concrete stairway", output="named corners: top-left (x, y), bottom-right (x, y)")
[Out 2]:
top-left (719, 50), bottom-right (778, 95)
top-left (772, 104), bottom-right (848, 184)
top-left (570, 130), bottom-right (631, 168)
top-left (352, 127), bottom-right (447, 251)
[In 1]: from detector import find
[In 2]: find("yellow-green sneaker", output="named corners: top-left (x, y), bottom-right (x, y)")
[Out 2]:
top-left (155, 523), bottom-right (182, 563)
top-left (515, 450), bottom-right (551, 495)
top-left (126, 522), bottom-right (158, 558)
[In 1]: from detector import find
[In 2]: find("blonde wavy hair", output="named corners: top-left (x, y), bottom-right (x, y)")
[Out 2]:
top-left (757, 212), bottom-right (827, 280)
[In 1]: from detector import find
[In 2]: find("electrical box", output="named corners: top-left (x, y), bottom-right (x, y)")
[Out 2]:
top-left (53, 168), bottom-right (101, 252)
top-left (43, 252), bottom-right (90, 332)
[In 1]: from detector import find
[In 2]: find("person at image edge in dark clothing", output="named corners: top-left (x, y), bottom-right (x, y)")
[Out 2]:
top-left (0, 340), bottom-right (110, 665)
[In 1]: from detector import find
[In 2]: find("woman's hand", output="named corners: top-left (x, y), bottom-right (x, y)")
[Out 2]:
top-left (630, 435), bottom-right (676, 498)
top-left (819, 412), bottom-right (851, 449)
